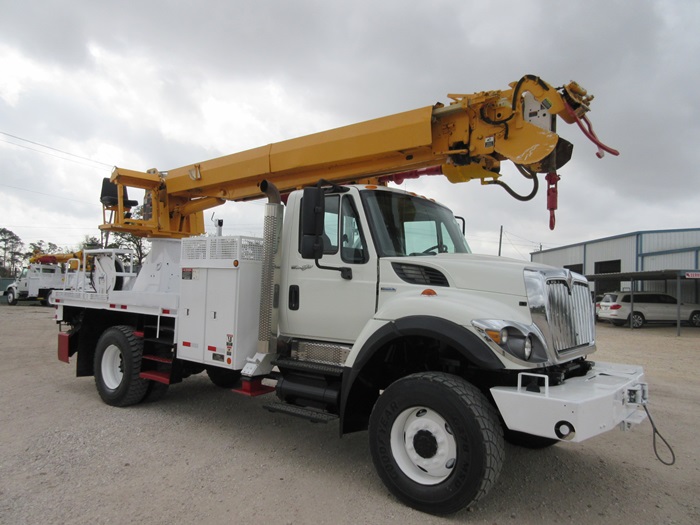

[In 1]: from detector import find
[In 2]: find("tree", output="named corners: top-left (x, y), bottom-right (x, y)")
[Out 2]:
top-left (79, 235), bottom-right (102, 250)
top-left (0, 228), bottom-right (24, 277)
top-left (26, 240), bottom-right (59, 259)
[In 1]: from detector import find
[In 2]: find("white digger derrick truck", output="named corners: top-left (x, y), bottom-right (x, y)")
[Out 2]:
top-left (3, 252), bottom-right (84, 306)
top-left (3, 262), bottom-right (63, 305)
top-left (54, 76), bottom-right (648, 514)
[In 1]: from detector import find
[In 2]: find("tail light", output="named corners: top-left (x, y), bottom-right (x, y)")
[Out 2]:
top-left (610, 304), bottom-right (623, 310)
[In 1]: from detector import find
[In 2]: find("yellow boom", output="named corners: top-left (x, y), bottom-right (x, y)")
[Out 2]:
top-left (101, 75), bottom-right (615, 238)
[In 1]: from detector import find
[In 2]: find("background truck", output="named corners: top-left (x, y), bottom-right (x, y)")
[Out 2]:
top-left (53, 76), bottom-right (647, 515)
top-left (3, 252), bottom-right (81, 305)
top-left (3, 250), bottom-right (131, 306)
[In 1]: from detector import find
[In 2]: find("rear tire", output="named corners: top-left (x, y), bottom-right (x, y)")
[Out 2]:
top-left (690, 311), bottom-right (700, 328)
top-left (630, 312), bottom-right (645, 329)
top-left (206, 367), bottom-right (241, 388)
top-left (40, 290), bottom-right (53, 307)
top-left (368, 372), bottom-right (504, 515)
top-left (94, 325), bottom-right (149, 406)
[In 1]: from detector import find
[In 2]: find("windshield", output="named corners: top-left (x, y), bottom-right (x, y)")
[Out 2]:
top-left (361, 190), bottom-right (471, 257)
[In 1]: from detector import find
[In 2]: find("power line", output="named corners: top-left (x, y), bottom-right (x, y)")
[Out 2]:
top-left (0, 184), bottom-right (95, 205)
top-left (0, 131), bottom-right (114, 167)
top-left (502, 231), bottom-right (529, 260)
top-left (0, 138), bottom-right (113, 171)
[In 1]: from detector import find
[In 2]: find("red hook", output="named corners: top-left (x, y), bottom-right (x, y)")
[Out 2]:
top-left (546, 172), bottom-right (560, 230)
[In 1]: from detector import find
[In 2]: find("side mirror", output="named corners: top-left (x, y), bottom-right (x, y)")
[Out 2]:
top-left (301, 187), bottom-right (324, 260)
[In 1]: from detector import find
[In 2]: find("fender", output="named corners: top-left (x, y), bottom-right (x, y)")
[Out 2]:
top-left (339, 315), bottom-right (504, 434)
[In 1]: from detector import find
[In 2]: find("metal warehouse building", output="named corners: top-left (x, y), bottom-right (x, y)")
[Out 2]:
top-left (530, 228), bottom-right (700, 303)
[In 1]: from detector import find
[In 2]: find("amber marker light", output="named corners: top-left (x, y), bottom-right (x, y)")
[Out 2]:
top-left (233, 260), bottom-right (239, 267)
top-left (485, 328), bottom-right (509, 345)
top-left (421, 289), bottom-right (437, 296)
top-left (365, 185), bottom-right (378, 190)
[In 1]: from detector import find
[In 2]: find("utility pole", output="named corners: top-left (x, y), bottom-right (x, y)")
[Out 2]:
top-left (498, 225), bottom-right (503, 256)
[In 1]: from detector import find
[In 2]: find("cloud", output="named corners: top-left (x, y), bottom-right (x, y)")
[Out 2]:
top-left (0, 0), bottom-right (699, 260)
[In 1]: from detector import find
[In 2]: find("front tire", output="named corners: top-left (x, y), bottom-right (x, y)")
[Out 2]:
top-left (94, 325), bottom-right (149, 406)
top-left (368, 372), bottom-right (504, 515)
top-left (6, 289), bottom-right (18, 305)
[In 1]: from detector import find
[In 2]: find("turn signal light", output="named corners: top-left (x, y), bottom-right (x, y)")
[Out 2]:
top-left (485, 328), bottom-right (508, 345)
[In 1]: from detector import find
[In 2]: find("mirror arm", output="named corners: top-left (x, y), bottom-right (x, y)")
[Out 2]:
top-left (314, 259), bottom-right (352, 280)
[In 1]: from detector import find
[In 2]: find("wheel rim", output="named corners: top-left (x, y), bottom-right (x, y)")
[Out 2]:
top-left (692, 313), bottom-right (700, 327)
top-left (632, 314), bottom-right (643, 328)
top-left (101, 344), bottom-right (124, 390)
top-left (390, 406), bottom-right (457, 485)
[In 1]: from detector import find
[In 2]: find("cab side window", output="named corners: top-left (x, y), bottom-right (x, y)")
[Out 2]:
top-left (340, 196), bottom-right (368, 264)
top-left (322, 195), bottom-right (339, 255)
top-left (298, 193), bottom-right (367, 262)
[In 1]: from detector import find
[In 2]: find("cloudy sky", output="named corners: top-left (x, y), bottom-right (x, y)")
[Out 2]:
top-left (1, 0), bottom-right (698, 260)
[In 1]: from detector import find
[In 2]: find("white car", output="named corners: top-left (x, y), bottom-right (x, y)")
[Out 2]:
top-left (598, 291), bottom-right (700, 328)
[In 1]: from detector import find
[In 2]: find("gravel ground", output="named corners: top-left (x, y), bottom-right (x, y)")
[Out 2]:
top-left (1, 304), bottom-right (698, 524)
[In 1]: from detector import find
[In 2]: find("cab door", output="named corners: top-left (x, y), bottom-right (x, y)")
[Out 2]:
top-left (18, 268), bottom-right (30, 296)
top-left (282, 192), bottom-right (377, 344)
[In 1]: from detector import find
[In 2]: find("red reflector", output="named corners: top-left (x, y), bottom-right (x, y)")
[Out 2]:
top-left (55, 298), bottom-right (61, 303)
top-left (162, 309), bottom-right (170, 314)
top-left (109, 304), bottom-right (116, 308)
top-left (610, 304), bottom-right (622, 310)
top-left (120, 305), bottom-right (127, 310)
top-left (207, 345), bottom-right (216, 351)
top-left (58, 332), bottom-right (71, 363)
top-left (133, 331), bottom-right (144, 338)
top-left (182, 341), bottom-right (191, 347)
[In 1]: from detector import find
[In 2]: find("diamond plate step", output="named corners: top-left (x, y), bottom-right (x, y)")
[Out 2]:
top-left (272, 357), bottom-right (344, 376)
top-left (263, 402), bottom-right (339, 423)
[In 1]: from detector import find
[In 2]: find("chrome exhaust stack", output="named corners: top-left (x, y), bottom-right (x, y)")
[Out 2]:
top-left (257, 180), bottom-right (284, 354)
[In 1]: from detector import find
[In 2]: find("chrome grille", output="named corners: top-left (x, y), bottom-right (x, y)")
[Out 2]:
top-left (524, 268), bottom-right (596, 363)
top-left (546, 279), bottom-right (594, 354)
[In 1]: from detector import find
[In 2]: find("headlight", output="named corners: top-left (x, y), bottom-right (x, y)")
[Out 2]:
top-left (523, 336), bottom-right (532, 360)
top-left (473, 319), bottom-right (545, 363)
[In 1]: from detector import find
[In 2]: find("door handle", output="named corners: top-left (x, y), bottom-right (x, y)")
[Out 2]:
top-left (289, 285), bottom-right (299, 310)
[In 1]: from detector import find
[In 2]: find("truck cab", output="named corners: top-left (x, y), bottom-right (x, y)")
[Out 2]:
top-left (281, 185), bottom-right (470, 343)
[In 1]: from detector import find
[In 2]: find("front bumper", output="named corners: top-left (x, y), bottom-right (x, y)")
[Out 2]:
top-left (491, 362), bottom-right (647, 442)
